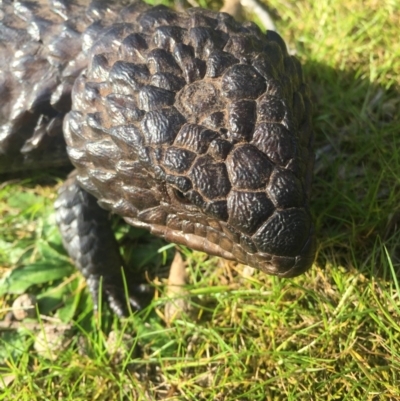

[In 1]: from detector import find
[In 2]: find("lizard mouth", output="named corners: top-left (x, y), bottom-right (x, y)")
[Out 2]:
top-left (125, 216), bottom-right (315, 278)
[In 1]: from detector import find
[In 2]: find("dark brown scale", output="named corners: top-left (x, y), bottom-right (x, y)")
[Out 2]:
top-left (202, 111), bottom-right (226, 131)
top-left (174, 124), bottom-right (218, 154)
top-left (189, 27), bottom-right (228, 58)
top-left (205, 200), bottom-right (229, 221)
top-left (105, 94), bottom-right (144, 125)
top-left (176, 80), bottom-right (221, 119)
top-left (257, 95), bottom-right (287, 122)
top-left (1, 1), bottom-right (316, 316)
top-left (252, 209), bottom-right (311, 257)
top-left (227, 99), bottom-right (257, 142)
top-left (141, 108), bottom-right (185, 145)
top-left (251, 123), bottom-right (295, 165)
top-left (109, 61), bottom-right (150, 92)
top-left (163, 147), bottom-right (196, 174)
top-left (147, 48), bottom-right (181, 75)
top-left (224, 32), bottom-right (265, 57)
top-left (227, 191), bottom-right (275, 235)
top-left (221, 64), bottom-right (266, 100)
top-left (138, 5), bottom-right (180, 30)
top-left (267, 169), bottom-right (304, 208)
top-left (205, 50), bottom-right (238, 78)
top-left (208, 138), bottom-right (232, 161)
top-left (226, 144), bottom-right (273, 190)
top-left (118, 33), bottom-right (148, 61)
top-left (138, 85), bottom-right (175, 111)
top-left (150, 72), bottom-right (186, 92)
top-left (190, 155), bottom-right (231, 200)
top-left (173, 43), bottom-right (206, 83)
top-left (153, 26), bottom-right (185, 50)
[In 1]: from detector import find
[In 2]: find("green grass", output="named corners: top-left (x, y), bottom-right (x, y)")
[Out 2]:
top-left (1, 0), bottom-right (400, 399)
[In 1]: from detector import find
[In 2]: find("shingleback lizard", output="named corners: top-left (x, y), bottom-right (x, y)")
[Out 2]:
top-left (0, 0), bottom-right (315, 316)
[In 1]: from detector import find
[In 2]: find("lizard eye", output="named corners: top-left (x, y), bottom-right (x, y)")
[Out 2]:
top-left (172, 188), bottom-right (191, 204)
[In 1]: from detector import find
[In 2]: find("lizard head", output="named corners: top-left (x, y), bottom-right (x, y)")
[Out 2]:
top-left (64, 5), bottom-right (315, 277)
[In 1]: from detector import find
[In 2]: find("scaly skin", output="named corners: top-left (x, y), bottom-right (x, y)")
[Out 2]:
top-left (64, 4), bottom-right (315, 277)
top-left (0, 0), bottom-right (315, 313)
top-left (0, 0), bottom-right (133, 172)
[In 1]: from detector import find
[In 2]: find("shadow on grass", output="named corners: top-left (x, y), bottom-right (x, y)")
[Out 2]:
top-left (304, 60), bottom-right (400, 280)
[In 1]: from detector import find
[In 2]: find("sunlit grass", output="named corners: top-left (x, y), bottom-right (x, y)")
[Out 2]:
top-left (1, 0), bottom-right (399, 399)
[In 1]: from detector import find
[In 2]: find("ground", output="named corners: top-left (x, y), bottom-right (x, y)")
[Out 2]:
top-left (0, 0), bottom-right (399, 399)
